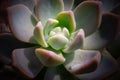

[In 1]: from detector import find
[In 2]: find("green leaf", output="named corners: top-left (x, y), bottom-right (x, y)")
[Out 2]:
top-left (63, 0), bottom-right (74, 10)
top-left (7, 4), bottom-right (38, 43)
top-left (63, 29), bottom-right (84, 53)
top-left (35, 48), bottom-right (65, 67)
top-left (77, 49), bottom-right (118, 80)
top-left (12, 47), bottom-right (43, 78)
top-left (74, 1), bottom-right (102, 36)
top-left (35, 0), bottom-right (63, 26)
top-left (56, 11), bottom-right (76, 33)
top-left (64, 49), bottom-right (101, 74)
top-left (83, 13), bottom-right (119, 50)
top-left (44, 18), bottom-right (59, 39)
top-left (34, 21), bottom-right (48, 47)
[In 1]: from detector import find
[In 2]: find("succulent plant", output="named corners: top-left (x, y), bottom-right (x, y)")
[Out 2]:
top-left (0, 0), bottom-right (119, 80)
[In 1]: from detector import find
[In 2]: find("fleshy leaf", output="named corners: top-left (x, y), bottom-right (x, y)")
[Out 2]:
top-left (47, 34), bottom-right (68, 50)
top-left (63, 0), bottom-right (74, 10)
top-left (12, 47), bottom-right (43, 78)
top-left (74, 1), bottom-right (102, 36)
top-left (77, 50), bottom-right (118, 80)
top-left (34, 21), bottom-right (48, 47)
top-left (64, 49), bottom-right (101, 74)
top-left (63, 27), bottom-right (70, 38)
top-left (63, 29), bottom-right (84, 53)
top-left (35, 0), bottom-right (63, 26)
top-left (35, 48), bottom-right (65, 66)
top-left (10, 0), bottom-right (36, 13)
top-left (44, 18), bottom-right (59, 39)
top-left (7, 4), bottom-right (38, 43)
top-left (84, 13), bottom-right (119, 50)
top-left (56, 11), bottom-right (76, 33)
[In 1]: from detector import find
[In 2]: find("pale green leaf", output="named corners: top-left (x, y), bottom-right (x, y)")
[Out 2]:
top-left (12, 47), bottom-right (43, 78)
top-left (35, 0), bottom-right (64, 26)
top-left (7, 4), bottom-right (38, 43)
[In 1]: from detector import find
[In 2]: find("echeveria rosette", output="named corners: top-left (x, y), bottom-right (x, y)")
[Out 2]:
top-left (6, 0), bottom-right (119, 80)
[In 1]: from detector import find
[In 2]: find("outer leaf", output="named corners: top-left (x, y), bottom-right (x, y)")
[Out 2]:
top-left (74, 1), bottom-right (102, 36)
top-left (84, 13), bottom-right (119, 50)
top-left (34, 21), bottom-right (48, 47)
top-left (77, 50), bottom-right (118, 80)
top-left (7, 4), bottom-right (38, 43)
top-left (12, 47), bottom-right (43, 78)
top-left (63, 29), bottom-right (84, 53)
top-left (64, 49), bottom-right (101, 74)
top-left (35, 0), bottom-right (63, 26)
top-left (63, 0), bottom-right (74, 10)
top-left (35, 48), bottom-right (65, 66)
top-left (56, 11), bottom-right (76, 33)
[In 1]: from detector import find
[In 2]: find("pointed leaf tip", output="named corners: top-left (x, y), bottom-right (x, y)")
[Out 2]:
top-left (35, 48), bottom-right (65, 66)
top-left (34, 21), bottom-right (48, 47)
top-left (64, 50), bottom-right (101, 74)
top-left (63, 29), bottom-right (85, 53)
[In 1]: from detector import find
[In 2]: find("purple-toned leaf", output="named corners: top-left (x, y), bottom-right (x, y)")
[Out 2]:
top-left (84, 13), bottom-right (119, 50)
top-left (12, 47), bottom-right (43, 78)
top-left (35, 48), bottom-right (65, 67)
top-left (74, 1), bottom-right (102, 36)
top-left (35, 0), bottom-right (63, 26)
top-left (63, 29), bottom-right (84, 53)
top-left (7, 4), bottom-right (38, 43)
top-left (64, 49), bottom-right (101, 74)
top-left (77, 50), bottom-right (118, 80)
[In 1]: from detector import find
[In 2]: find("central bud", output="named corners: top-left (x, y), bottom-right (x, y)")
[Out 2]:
top-left (47, 27), bottom-right (69, 50)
